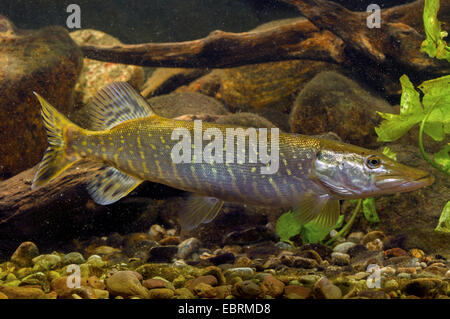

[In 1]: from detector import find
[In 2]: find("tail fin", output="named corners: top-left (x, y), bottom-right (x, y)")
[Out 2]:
top-left (31, 92), bottom-right (81, 190)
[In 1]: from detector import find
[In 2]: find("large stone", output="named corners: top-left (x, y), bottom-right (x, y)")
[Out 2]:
top-left (290, 71), bottom-right (393, 148)
top-left (0, 16), bottom-right (82, 177)
top-left (147, 92), bottom-right (229, 118)
top-left (70, 29), bottom-right (144, 127)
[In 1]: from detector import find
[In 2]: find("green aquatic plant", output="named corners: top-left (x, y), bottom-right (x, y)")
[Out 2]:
top-left (375, 0), bottom-right (450, 233)
top-left (421, 0), bottom-right (450, 62)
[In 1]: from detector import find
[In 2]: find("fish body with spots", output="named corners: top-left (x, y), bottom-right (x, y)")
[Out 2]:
top-left (32, 82), bottom-right (434, 230)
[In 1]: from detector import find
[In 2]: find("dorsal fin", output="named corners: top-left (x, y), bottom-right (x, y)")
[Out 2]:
top-left (87, 82), bottom-right (155, 130)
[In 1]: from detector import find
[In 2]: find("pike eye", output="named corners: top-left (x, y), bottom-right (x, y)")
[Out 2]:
top-left (366, 155), bottom-right (381, 169)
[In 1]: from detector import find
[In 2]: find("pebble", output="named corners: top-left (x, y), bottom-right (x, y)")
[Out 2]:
top-left (234, 256), bottom-right (254, 268)
top-left (93, 289), bottom-right (109, 299)
top-left (366, 239), bottom-right (383, 251)
top-left (159, 236), bottom-right (180, 246)
top-left (384, 248), bottom-right (407, 258)
top-left (215, 285), bottom-right (233, 299)
top-left (333, 242), bottom-right (357, 254)
top-left (397, 267), bottom-right (417, 275)
top-left (186, 275), bottom-right (218, 291)
top-left (62, 252), bottom-right (86, 265)
top-left (347, 232), bottom-right (365, 243)
top-left (208, 252), bottom-right (236, 265)
top-left (149, 288), bottom-right (174, 299)
top-left (261, 275), bottom-right (285, 298)
top-left (233, 280), bottom-right (262, 298)
top-left (397, 273), bottom-right (411, 279)
top-left (361, 231), bottom-right (386, 245)
top-left (0, 285), bottom-right (45, 299)
top-left (410, 249), bottom-right (425, 260)
top-left (384, 279), bottom-right (399, 291)
top-left (404, 278), bottom-right (444, 298)
top-left (292, 256), bottom-right (319, 269)
top-left (380, 266), bottom-right (396, 276)
top-left (142, 278), bottom-right (168, 290)
top-left (87, 276), bottom-right (105, 290)
top-left (86, 255), bottom-right (106, 268)
top-left (177, 238), bottom-right (201, 259)
top-left (10, 242), bottom-right (39, 267)
top-left (32, 254), bottom-right (62, 271)
top-left (175, 288), bottom-right (195, 299)
top-left (445, 270), bottom-right (450, 279)
top-left (284, 285), bottom-right (311, 299)
top-left (314, 277), bottom-right (342, 299)
top-left (194, 283), bottom-right (217, 298)
top-left (224, 267), bottom-right (255, 281)
top-left (331, 252), bottom-right (350, 266)
top-left (147, 245), bottom-right (178, 262)
top-left (105, 271), bottom-right (149, 299)
top-left (148, 224), bottom-right (166, 242)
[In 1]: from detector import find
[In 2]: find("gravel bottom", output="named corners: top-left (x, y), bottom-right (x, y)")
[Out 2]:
top-left (0, 226), bottom-right (449, 299)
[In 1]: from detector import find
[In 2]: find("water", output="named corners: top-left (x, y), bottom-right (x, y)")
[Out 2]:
top-left (0, 0), bottom-right (448, 300)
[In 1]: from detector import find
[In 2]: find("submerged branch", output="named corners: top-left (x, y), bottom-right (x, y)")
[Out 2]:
top-left (81, 21), bottom-right (346, 68)
top-left (80, 0), bottom-right (450, 77)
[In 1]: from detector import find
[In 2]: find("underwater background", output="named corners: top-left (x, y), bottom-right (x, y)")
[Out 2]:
top-left (0, 0), bottom-right (448, 300)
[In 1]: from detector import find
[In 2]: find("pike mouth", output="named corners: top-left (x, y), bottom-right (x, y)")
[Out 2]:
top-left (374, 172), bottom-right (434, 192)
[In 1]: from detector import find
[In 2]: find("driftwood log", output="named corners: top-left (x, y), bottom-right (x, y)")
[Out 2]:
top-left (81, 0), bottom-right (450, 88)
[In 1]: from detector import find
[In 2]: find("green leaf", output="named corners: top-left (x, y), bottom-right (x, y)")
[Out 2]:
top-left (382, 147), bottom-right (397, 161)
top-left (375, 75), bottom-right (424, 142)
top-left (433, 144), bottom-right (450, 171)
top-left (418, 75), bottom-right (450, 141)
top-left (362, 198), bottom-right (380, 223)
top-left (435, 201), bottom-right (450, 233)
top-left (420, 0), bottom-right (450, 62)
top-left (275, 211), bottom-right (302, 242)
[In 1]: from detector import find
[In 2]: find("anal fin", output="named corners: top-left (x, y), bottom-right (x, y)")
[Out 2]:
top-left (179, 195), bottom-right (224, 231)
top-left (87, 166), bottom-right (143, 205)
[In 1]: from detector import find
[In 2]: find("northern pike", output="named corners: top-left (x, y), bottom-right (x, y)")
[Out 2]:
top-left (32, 82), bottom-right (434, 230)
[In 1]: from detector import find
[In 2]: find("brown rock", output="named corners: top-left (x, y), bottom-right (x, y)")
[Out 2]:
top-left (0, 16), bottom-right (82, 177)
top-left (51, 276), bottom-right (87, 299)
top-left (261, 275), bottom-right (285, 298)
top-left (148, 288), bottom-right (174, 299)
top-left (142, 278), bottom-right (167, 290)
top-left (105, 271), bottom-right (149, 299)
top-left (70, 29), bottom-right (144, 114)
top-left (284, 286), bottom-right (311, 299)
top-left (194, 283), bottom-right (217, 298)
top-left (0, 292), bottom-right (8, 299)
top-left (384, 248), bottom-right (407, 258)
top-left (186, 275), bottom-right (218, 291)
top-left (290, 71), bottom-right (392, 148)
top-left (215, 285), bottom-right (233, 299)
top-left (10, 242), bottom-right (39, 267)
top-left (404, 278), bottom-right (445, 298)
top-left (147, 92), bottom-right (228, 119)
top-left (314, 277), bottom-right (342, 299)
top-left (159, 236), bottom-right (180, 246)
top-left (87, 276), bottom-right (105, 290)
top-left (0, 285), bottom-right (45, 299)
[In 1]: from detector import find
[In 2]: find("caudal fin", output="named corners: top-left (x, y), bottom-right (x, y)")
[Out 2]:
top-left (31, 93), bottom-right (80, 190)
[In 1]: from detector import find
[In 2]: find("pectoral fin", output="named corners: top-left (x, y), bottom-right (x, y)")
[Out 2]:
top-left (292, 192), bottom-right (340, 228)
top-left (310, 199), bottom-right (341, 229)
top-left (179, 195), bottom-right (224, 231)
top-left (87, 166), bottom-right (143, 205)
top-left (292, 192), bottom-right (329, 225)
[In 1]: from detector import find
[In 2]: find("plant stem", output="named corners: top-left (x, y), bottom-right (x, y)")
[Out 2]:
top-left (418, 102), bottom-right (450, 175)
top-left (324, 199), bottom-right (362, 246)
